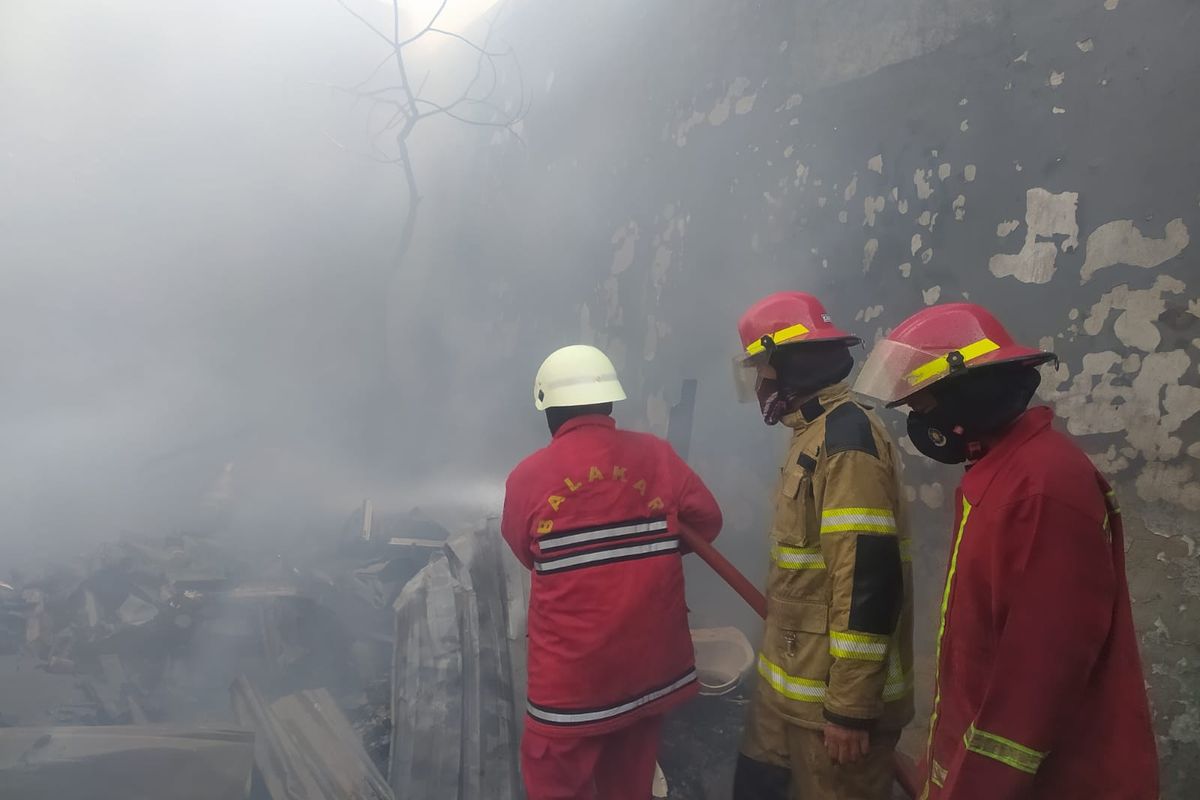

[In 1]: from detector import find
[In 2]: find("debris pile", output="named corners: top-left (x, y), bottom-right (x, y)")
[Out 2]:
top-left (0, 511), bottom-right (752, 799)
top-left (0, 506), bottom-right (459, 798)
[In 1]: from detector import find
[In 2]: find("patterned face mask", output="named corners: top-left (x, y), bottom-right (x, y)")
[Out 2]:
top-left (756, 377), bottom-right (801, 426)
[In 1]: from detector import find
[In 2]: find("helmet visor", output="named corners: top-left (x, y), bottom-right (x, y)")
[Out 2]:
top-left (853, 339), bottom-right (991, 406)
top-left (731, 355), bottom-right (769, 404)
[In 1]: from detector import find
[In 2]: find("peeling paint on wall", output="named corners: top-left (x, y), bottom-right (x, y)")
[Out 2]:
top-left (919, 482), bottom-right (945, 509)
top-left (988, 188), bottom-right (1079, 283)
top-left (868, 154), bottom-right (883, 173)
top-left (996, 219), bottom-right (1021, 237)
top-left (611, 222), bottom-right (639, 274)
top-left (1044, 348), bottom-right (1200, 470)
top-left (1083, 275), bottom-right (1187, 351)
top-left (864, 195), bottom-right (885, 227)
top-left (953, 194), bottom-right (966, 221)
top-left (911, 233), bottom-right (923, 255)
top-left (914, 169), bottom-right (934, 200)
top-left (1136, 462), bottom-right (1200, 511)
top-left (1048, 70), bottom-right (1066, 87)
top-left (1080, 218), bottom-right (1190, 283)
top-left (844, 175), bottom-right (858, 202)
top-left (863, 238), bottom-right (879, 272)
top-left (1077, 38), bottom-right (1094, 52)
top-left (795, 162), bottom-right (809, 186)
top-left (938, 162), bottom-right (952, 181)
top-left (964, 164), bottom-right (977, 182)
top-left (923, 285), bottom-right (942, 305)
top-left (672, 109), bottom-right (706, 146)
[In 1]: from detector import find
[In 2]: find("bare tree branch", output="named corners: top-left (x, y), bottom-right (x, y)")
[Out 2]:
top-left (333, 0), bottom-right (394, 50)
top-left (425, 27), bottom-right (507, 57)
top-left (398, 0), bottom-right (451, 46)
top-left (351, 52), bottom-right (394, 92)
top-left (329, 0), bottom-right (528, 273)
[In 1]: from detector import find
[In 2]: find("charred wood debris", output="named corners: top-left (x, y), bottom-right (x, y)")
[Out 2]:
top-left (1, 507), bottom-right (746, 799)
top-left (0, 505), bottom-right (448, 799)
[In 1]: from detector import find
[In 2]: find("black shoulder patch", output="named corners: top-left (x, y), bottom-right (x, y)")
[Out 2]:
top-left (825, 402), bottom-right (879, 459)
top-left (796, 452), bottom-right (817, 472)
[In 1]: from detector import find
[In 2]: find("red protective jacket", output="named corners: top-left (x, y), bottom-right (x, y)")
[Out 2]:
top-left (501, 415), bottom-right (723, 739)
top-left (925, 407), bottom-right (1158, 799)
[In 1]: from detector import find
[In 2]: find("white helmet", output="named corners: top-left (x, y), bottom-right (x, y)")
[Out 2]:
top-left (533, 345), bottom-right (627, 411)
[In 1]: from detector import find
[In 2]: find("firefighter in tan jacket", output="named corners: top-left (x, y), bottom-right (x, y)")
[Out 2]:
top-left (733, 292), bottom-right (914, 800)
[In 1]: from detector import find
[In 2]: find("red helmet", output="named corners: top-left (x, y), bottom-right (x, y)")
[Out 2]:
top-left (854, 303), bottom-right (1055, 406)
top-left (736, 292), bottom-right (860, 364)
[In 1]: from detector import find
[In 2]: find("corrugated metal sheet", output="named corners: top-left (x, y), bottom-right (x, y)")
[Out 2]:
top-left (230, 677), bottom-right (393, 800)
top-left (389, 521), bottom-right (524, 800)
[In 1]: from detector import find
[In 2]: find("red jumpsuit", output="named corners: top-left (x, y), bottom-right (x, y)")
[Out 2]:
top-left (502, 414), bottom-right (723, 800)
top-left (925, 406), bottom-right (1158, 799)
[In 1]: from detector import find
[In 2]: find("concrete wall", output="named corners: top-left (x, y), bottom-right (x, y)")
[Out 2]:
top-left (393, 0), bottom-right (1200, 793)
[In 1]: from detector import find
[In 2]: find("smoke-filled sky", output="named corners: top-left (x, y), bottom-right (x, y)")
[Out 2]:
top-left (0, 0), bottom-right (524, 561)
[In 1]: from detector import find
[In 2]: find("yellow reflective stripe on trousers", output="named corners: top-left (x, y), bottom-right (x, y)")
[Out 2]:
top-left (900, 538), bottom-right (913, 563)
top-left (771, 544), bottom-right (826, 570)
top-left (745, 322), bottom-right (810, 355)
top-left (820, 507), bottom-right (898, 535)
top-left (906, 338), bottom-right (1000, 386)
top-left (757, 654), bottom-right (826, 702)
top-left (829, 630), bottom-right (887, 661)
top-left (963, 724), bottom-right (1047, 775)
top-left (924, 496), bottom-right (973, 797)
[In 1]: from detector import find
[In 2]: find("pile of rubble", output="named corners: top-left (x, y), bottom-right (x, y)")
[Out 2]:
top-left (0, 507), bottom-right (454, 799)
top-left (0, 510), bottom-right (755, 799)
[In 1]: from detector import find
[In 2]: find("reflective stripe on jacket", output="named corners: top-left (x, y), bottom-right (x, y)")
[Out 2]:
top-left (501, 415), bottom-right (723, 738)
top-left (759, 383), bottom-right (915, 732)
top-left (923, 407), bottom-right (1158, 799)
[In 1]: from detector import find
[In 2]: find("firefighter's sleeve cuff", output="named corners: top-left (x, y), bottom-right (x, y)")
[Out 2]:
top-left (823, 707), bottom-right (879, 731)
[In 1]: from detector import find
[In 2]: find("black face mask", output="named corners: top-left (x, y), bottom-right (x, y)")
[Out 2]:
top-left (757, 343), bottom-right (854, 426)
top-left (907, 408), bottom-right (972, 464)
top-left (905, 364), bottom-right (1044, 464)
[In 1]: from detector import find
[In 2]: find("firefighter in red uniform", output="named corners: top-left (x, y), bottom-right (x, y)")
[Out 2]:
top-left (502, 344), bottom-right (724, 800)
top-left (854, 303), bottom-right (1158, 800)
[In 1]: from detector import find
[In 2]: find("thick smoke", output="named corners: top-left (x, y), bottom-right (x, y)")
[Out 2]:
top-left (0, 0), bottom-right (516, 563)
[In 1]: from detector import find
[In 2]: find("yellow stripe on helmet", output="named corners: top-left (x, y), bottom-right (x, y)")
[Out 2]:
top-left (745, 322), bottom-right (811, 355)
top-left (906, 338), bottom-right (1000, 386)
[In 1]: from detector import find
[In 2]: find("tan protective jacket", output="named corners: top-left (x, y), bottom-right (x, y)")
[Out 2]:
top-left (757, 383), bottom-right (914, 731)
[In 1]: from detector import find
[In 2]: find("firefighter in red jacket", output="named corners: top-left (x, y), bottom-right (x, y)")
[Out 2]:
top-left (502, 344), bottom-right (724, 800)
top-left (854, 303), bottom-right (1158, 800)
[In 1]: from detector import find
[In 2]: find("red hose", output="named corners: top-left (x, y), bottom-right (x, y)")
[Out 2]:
top-left (678, 528), bottom-right (767, 620)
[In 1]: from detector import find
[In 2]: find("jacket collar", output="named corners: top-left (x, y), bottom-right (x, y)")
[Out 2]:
top-left (551, 414), bottom-right (617, 440)
top-left (781, 382), bottom-right (852, 432)
top-left (961, 406), bottom-right (1054, 503)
